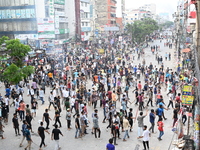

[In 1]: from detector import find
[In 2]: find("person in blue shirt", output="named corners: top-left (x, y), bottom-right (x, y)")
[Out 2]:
top-left (149, 109), bottom-right (155, 133)
top-left (24, 126), bottom-right (32, 150)
top-left (133, 66), bottom-right (137, 76)
top-left (5, 86), bottom-right (11, 98)
top-left (106, 138), bottom-right (115, 150)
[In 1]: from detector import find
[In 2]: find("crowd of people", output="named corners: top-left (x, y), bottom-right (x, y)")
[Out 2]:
top-left (0, 32), bottom-right (192, 150)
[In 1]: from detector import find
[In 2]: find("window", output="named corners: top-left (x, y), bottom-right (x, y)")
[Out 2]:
top-left (131, 18), bottom-right (133, 20)
top-left (135, 18), bottom-right (137, 20)
top-left (85, 3), bottom-right (87, 7)
top-left (82, 22), bottom-right (84, 26)
top-left (85, 22), bottom-right (88, 26)
top-left (126, 18), bottom-right (128, 20)
top-left (84, 12), bottom-right (88, 18)
top-left (135, 14), bottom-right (137, 16)
top-left (85, 32), bottom-right (88, 36)
top-left (81, 2), bottom-right (84, 6)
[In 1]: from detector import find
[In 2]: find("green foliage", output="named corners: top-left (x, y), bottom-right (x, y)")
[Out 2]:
top-left (3, 64), bottom-right (34, 84)
top-left (3, 64), bottom-right (24, 84)
top-left (159, 21), bottom-right (174, 31)
top-left (5, 39), bottom-right (31, 67)
top-left (0, 36), bottom-right (34, 84)
top-left (0, 36), bottom-right (9, 45)
top-left (125, 18), bottom-right (159, 44)
top-left (21, 65), bottom-right (35, 76)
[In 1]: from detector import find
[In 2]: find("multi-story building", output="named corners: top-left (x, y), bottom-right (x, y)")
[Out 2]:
top-left (0, 0), bottom-right (37, 39)
top-left (80, 0), bottom-right (91, 42)
top-left (0, 0), bottom-right (69, 50)
top-left (139, 3), bottom-right (156, 16)
top-left (124, 9), bottom-right (139, 25)
top-left (116, 0), bottom-right (125, 31)
top-left (66, 0), bottom-right (76, 40)
top-left (96, 0), bottom-right (117, 27)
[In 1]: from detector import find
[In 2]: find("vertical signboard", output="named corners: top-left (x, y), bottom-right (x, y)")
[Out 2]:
top-left (49, 0), bottom-right (55, 18)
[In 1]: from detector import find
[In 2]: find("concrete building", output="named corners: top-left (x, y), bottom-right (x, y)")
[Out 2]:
top-left (66, 0), bottom-right (76, 40)
top-left (0, 0), bottom-right (37, 39)
top-left (124, 9), bottom-right (139, 25)
top-left (139, 3), bottom-right (156, 16)
top-left (116, 0), bottom-right (125, 32)
top-left (80, 0), bottom-right (91, 42)
top-left (95, 0), bottom-right (117, 26)
top-left (0, 0), bottom-right (70, 51)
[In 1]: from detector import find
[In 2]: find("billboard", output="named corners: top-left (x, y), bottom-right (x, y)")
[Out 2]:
top-left (182, 85), bottom-right (194, 105)
top-left (37, 18), bottom-right (55, 39)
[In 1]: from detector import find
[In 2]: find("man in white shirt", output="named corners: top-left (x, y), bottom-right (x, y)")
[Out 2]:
top-left (48, 91), bottom-right (55, 110)
top-left (138, 125), bottom-right (150, 150)
top-left (62, 88), bottom-right (70, 104)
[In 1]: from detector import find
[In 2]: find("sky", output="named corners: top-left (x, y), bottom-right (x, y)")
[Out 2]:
top-left (125, 0), bottom-right (179, 15)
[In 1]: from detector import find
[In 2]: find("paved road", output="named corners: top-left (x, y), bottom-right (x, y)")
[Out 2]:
top-left (0, 39), bottom-right (181, 150)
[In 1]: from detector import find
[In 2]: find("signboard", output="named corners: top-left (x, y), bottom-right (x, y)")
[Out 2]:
top-left (54, 0), bottom-right (65, 5)
top-left (182, 85), bottom-right (194, 105)
top-left (38, 32), bottom-right (55, 39)
top-left (15, 34), bottom-right (38, 40)
top-left (38, 17), bottom-right (55, 39)
top-left (38, 24), bottom-right (54, 32)
top-left (49, 0), bottom-right (55, 17)
top-left (55, 15), bottom-right (59, 28)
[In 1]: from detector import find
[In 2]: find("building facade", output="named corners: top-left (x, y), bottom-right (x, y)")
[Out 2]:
top-left (80, 0), bottom-right (91, 42)
top-left (0, 0), bottom-right (37, 39)
top-left (96, 0), bottom-right (117, 26)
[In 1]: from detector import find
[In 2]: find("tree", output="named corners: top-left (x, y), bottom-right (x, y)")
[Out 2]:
top-left (0, 36), bottom-right (35, 84)
top-left (159, 21), bottom-right (174, 31)
top-left (125, 18), bottom-right (159, 44)
top-left (6, 39), bottom-right (31, 67)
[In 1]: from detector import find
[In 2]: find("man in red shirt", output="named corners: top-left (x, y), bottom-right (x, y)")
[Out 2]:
top-left (157, 118), bottom-right (164, 140)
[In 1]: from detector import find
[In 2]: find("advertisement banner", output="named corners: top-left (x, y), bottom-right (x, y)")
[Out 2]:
top-left (38, 24), bottom-right (55, 32)
top-left (182, 85), bottom-right (194, 105)
top-left (38, 32), bottom-right (55, 39)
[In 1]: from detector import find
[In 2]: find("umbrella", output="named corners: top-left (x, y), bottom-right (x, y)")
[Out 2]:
top-left (182, 48), bottom-right (191, 53)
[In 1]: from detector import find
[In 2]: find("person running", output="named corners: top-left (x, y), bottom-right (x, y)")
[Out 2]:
top-left (51, 124), bottom-right (63, 150)
top-left (42, 109), bottom-right (52, 129)
top-left (38, 121), bottom-right (50, 150)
